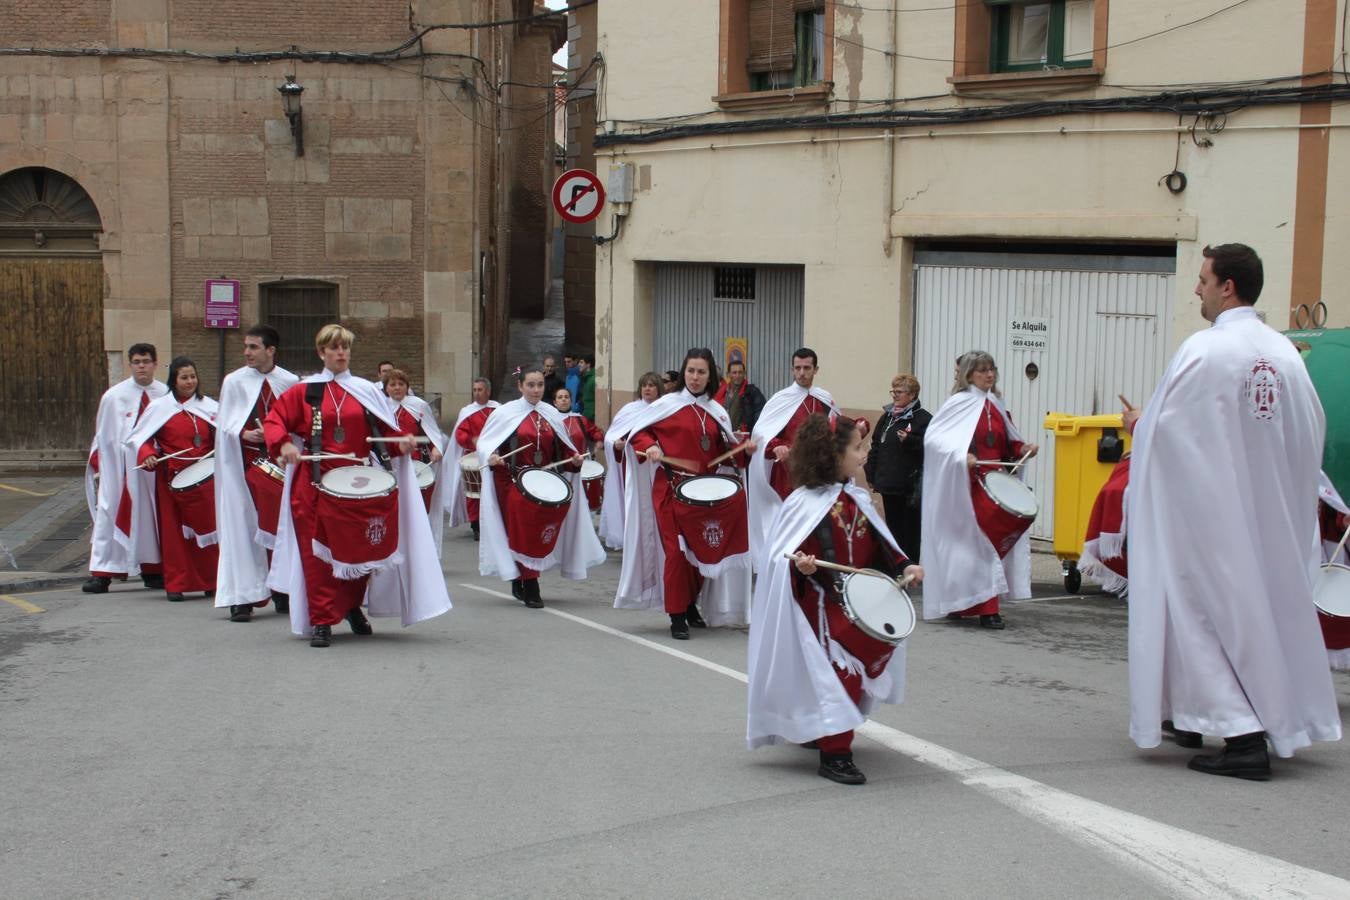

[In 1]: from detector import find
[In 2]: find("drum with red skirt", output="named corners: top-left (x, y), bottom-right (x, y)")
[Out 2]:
top-left (312, 465), bottom-right (400, 578)
top-left (169, 458), bottom-right (218, 546)
top-left (415, 460), bottom-right (436, 512)
top-left (971, 469), bottom-right (1038, 558)
top-left (670, 473), bottom-right (750, 573)
top-left (245, 457), bottom-right (286, 540)
top-left (581, 459), bottom-right (605, 512)
top-left (504, 467), bottom-right (572, 560)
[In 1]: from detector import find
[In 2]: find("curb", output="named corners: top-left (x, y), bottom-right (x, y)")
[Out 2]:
top-left (0, 574), bottom-right (88, 595)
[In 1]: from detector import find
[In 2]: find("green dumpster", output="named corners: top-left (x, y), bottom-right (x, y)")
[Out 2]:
top-left (1285, 327), bottom-right (1350, 499)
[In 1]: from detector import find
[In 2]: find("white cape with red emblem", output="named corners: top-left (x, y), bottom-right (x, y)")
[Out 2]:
top-left (87, 377), bottom-right (168, 576)
top-left (1126, 305), bottom-right (1339, 756)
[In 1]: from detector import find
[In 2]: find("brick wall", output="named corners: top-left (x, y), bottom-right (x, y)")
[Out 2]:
top-left (563, 3), bottom-right (598, 356)
top-left (169, 1), bottom-right (410, 48)
top-left (3, 0), bottom-right (109, 46)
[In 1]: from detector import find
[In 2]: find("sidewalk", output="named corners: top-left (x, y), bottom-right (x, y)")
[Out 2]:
top-left (0, 474), bottom-right (92, 592)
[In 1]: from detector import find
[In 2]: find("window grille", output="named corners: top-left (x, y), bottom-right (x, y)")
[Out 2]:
top-left (260, 281), bottom-right (339, 376)
top-left (714, 267), bottom-right (756, 301)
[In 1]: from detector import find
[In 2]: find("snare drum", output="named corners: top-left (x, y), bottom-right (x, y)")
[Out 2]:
top-left (459, 453), bottom-right (483, 498)
top-left (973, 470), bottom-right (1038, 558)
top-left (169, 457), bottom-right (217, 545)
top-left (670, 474), bottom-right (750, 573)
top-left (245, 458), bottom-right (285, 538)
top-left (415, 460), bottom-right (436, 512)
top-left (504, 468), bottom-right (572, 560)
top-left (580, 459), bottom-right (605, 511)
top-left (839, 570), bottom-right (916, 644)
top-left (1314, 564), bottom-right (1350, 618)
top-left (313, 465), bottom-right (400, 577)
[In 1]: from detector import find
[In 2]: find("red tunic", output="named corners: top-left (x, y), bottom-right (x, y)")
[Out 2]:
top-left (490, 411), bottom-right (581, 579)
top-left (241, 379), bottom-right (277, 467)
top-left (963, 400), bottom-right (1027, 616)
top-left (97, 389), bottom-right (161, 579)
top-left (766, 395), bottom-right (831, 499)
top-left (455, 407), bottom-right (494, 523)
top-left (263, 381), bottom-right (408, 626)
top-left (136, 407), bottom-right (219, 593)
top-left (561, 413), bottom-right (604, 452)
top-left (629, 404), bottom-right (751, 614)
top-left (396, 406), bottom-right (437, 511)
top-left (791, 490), bottom-right (908, 753)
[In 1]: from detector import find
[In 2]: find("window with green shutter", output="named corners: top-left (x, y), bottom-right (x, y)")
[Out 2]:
top-left (990, 0), bottom-right (1095, 73)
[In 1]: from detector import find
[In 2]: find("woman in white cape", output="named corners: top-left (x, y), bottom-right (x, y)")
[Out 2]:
top-left (747, 414), bottom-right (921, 785)
top-left (920, 351), bottom-right (1037, 629)
top-left (385, 368), bottom-right (452, 556)
top-left (597, 371), bottom-right (662, 550)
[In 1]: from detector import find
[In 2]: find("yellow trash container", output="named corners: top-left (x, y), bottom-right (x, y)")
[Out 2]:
top-left (1041, 412), bottom-right (1133, 592)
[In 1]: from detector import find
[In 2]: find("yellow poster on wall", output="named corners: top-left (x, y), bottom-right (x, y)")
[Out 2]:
top-left (724, 337), bottom-right (748, 375)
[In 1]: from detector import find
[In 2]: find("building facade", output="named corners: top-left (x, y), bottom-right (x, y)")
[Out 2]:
top-left (584, 0), bottom-right (1348, 538)
top-left (0, 0), bottom-right (562, 455)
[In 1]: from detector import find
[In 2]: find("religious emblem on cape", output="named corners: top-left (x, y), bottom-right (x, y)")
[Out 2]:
top-left (534, 450), bottom-right (544, 465)
top-left (985, 433), bottom-right (995, 448)
top-left (700, 433), bottom-right (711, 452)
top-left (193, 434), bottom-right (203, 447)
top-left (334, 425), bottom-right (346, 443)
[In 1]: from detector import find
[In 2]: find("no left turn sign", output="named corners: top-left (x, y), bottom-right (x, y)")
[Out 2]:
top-left (552, 169), bottom-right (605, 224)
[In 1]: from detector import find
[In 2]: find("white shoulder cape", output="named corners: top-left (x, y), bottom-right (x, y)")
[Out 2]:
top-left (598, 398), bottom-right (650, 549)
top-left (87, 378), bottom-right (168, 575)
top-left (399, 394), bottom-right (452, 556)
top-left (445, 400), bottom-right (499, 527)
top-left (120, 393), bottom-right (219, 552)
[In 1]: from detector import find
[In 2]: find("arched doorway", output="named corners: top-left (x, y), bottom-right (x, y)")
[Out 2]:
top-left (0, 167), bottom-right (106, 450)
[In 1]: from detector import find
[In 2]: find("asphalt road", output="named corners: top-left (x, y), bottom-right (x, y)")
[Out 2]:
top-left (2, 530), bottom-right (1348, 899)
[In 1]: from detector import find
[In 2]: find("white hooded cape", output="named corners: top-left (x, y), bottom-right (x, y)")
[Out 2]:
top-left (1126, 306), bottom-right (1340, 756)
top-left (748, 383), bottom-right (838, 570)
top-left (213, 365), bottom-right (298, 608)
top-left (266, 370), bottom-right (452, 636)
top-left (474, 397), bottom-right (605, 580)
top-left (121, 393), bottom-right (219, 554)
top-left (613, 390), bottom-right (752, 626)
top-left (445, 400), bottom-right (500, 527)
top-left (398, 394), bottom-right (452, 556)
top-left (919, 387), bottom-right (1032, 617)
top-left (597, 397), bottom-right (652, 549)
top-left (88, 378), bottom-right (168, 575)
top-left (746, 482), bottom-right (907, 749)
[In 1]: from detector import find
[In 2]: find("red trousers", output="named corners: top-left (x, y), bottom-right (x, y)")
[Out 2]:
top-left (466, 497), bottom-right (480, 523)
top-left (154, 475), bottom-right (218, 593)
top-left (653, 474), bottom-right (701, 614)
top-left (956, 596), bottom-right (1000, 617)
top-left (289, 480), bottom-right (369, 626)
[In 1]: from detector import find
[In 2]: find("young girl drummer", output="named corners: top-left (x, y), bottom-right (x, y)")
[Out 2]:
top-left (746, 415), bottom-right (923, 785)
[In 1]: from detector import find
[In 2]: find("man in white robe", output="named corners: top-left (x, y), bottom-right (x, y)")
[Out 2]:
top-left (84, 343), bottom-right (168, 593)
top-left (446, 378), bottom-right (500, 538)
top-left (1126, 243), bottom-right (1341, 780)
top-left (214, 326), bottom-right (298, 622)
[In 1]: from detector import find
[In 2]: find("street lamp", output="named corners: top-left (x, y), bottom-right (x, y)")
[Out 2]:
top-left (277, 74), bottom-right (305, 157)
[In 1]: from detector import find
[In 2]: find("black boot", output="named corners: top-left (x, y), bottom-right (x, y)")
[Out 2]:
top-left (82, 576), bottom-right (111, 594)
top-left (980, 614), bottom-right (1005, 630)
top-left (471, 521), bottom-right (480, 542)
top-left (346, 608), bottom-right (374, 635)
top-left (686, 603), bottom-right (707, 628)
top-left (165, 592), bottom-right (186, 602)
top-left (670, 613), bottom-right (690, 640)
top-left (310, 624), bottom-right (332, 648)
top-left (523, 579), bottom-right (545, 609)
top-left (141, 573), bottom-right (164, 590)
top-left (1162, 719), bottom-right (1203, 749)
top-left (272, 592), bottom-right (290, 614)
top-left (511, 579), bottom-right (524, 602)
top-left (818, 752), bottom-right (867, 785)
top-left (228, 605), bottom-right (253, 623)
top-left (1187, 732), bottom-right (1270, 781)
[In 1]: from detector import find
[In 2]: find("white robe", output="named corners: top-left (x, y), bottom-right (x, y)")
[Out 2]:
top-left (747, 383), bottom-right (838, 570)
top-left (1127, 305), bottom-right (1340, 756)
top-left (474, 398), bottom-right (605, 581)
top-left (445, 400), bottom-right (500, 528)
top-left (267, 370), bottom-right (453, 636)
top-left (213, 365), bottom-right (298, 608)
top-left (613, 389), bottom-right (752, 626)
top-left (121, 393), bottom-right (219, 555)
top-left (87, 378), bottom-right (168, 575)
top-left (398, 394), bottom-right (452, 556)
top-left (597, 398), bottom-right (651, 550)
top-left (919, 387), bottom-right (1032, 617)
top-left (746, 483), bottom-right (907, 749)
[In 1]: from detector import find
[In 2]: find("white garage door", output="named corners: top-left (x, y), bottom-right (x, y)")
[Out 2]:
top-left (913, 251), bottom-right (1176, 541)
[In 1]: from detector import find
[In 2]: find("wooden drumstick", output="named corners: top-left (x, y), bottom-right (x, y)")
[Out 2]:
top-left (784, 553), bottom-right (917, 587)
top-left (1331, 525), bottom-right (1350, 565)
top-left (540, 451), bottom-right (591, 471)
top-left (137, 446), bottom-right (195, 469)
top-left (296, 452), bottom-right (360, 462)
top-left (1007, 448), bottom-right (1036, 476)
top-left (367, 436), bottom-right (432, 444)
top-left (706, 441), bottom-right (753, 469)
top-left (637, 448), bottom-right (701, 473)
top-left (974, 460), bottom-right (1020, 467)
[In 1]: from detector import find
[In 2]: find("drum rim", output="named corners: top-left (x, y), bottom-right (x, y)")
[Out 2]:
top-left (515, 466), bottom-right (574, 506)
top-left (250, 457), bottom-right (286, 480)
top-left (580, 459), bottom-right (606, 479)
top-left (979, 470), bottom-right (1039, 517)
top-left (459, 452), bottom-right (481, 469)
top-left (674, 473), bottom-right (743, 506)
top-left (839, 569), bottom-right (915, 643)
top-left (318, 464), bottom-right (398, 498)
top-left (169, 457), bottom-right (216, 491)
top-left (1314, 563), bottom-right (1350, 618)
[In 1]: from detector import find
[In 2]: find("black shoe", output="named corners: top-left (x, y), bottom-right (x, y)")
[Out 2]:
top-left (670, 613), bottom-right (690, 640)
top-left (686, 604), bottom-right (707, 628)
top-left (204, 590), bottom-right (215, 599)
top-left (945, 611), bottom-right (965, 621)
top-left (166, 592), bottom-right (186, 602)
top-left (229, 605), bottom-right (253, 623)
top-left (523, 580), bottom-right (544, 609)
top-left (142, 574), bottom-right (164, 590)
top-left (272, 592), bottom-right (290, 614)
top-left (511, 579), bottom-right (524, 602)
top-left (346, 608), bottom-right (373, 635)
top-left (1162, 720), bottom-right (1203, 749)
top-left (471, 522), bottom-right (480, 542)
top-left (1187, 732), bottom-right (1270, 781)
top-left (818, 753), bottom-right (867, 785)
top-left (82, 576), bottom-right (111, 594)
top-left (310, 625), bottom-right (332, 648)
top-left (980, 614), bottom-right (1005, 630)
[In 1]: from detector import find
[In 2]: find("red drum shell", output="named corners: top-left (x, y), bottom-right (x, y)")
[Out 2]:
top-left (169, 472), bottom-right (216, 539)
top-left (971, 471), bottom-right (1036, 558)
top-left (313, 489), bottom-right (400, 574)
top-left (670, 474), bottom-right (749, 567)
top-left (245, 458), bottom-right (285, 537)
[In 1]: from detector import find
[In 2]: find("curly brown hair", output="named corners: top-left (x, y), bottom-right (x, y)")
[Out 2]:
top-left (789, 414), bottom-right (856, 489)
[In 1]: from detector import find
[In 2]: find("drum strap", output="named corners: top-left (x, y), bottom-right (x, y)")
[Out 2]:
top-left (807, 516), bottom-right (845, 602)
top-left (364, 410), bottom-right (394, 472)
top-left (304, 382), bottom-right (325, 485)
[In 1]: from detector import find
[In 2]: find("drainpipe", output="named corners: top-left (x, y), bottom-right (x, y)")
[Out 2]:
top-left (882, 4), bottom-right (899, 258)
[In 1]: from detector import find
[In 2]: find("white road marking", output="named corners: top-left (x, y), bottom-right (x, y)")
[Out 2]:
top-left (459, 582), bottom-right (1350, 899)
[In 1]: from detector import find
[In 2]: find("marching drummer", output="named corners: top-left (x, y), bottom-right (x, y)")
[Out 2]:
top-left (450, 378), bottom-right (499, 541)
top-left (385, 368), bottom-right (453, 553)
top-left (552, 385), bottom-right (605, 512)
top-left (747, 414), bottom-right (922, 785)
top-left (476, 367), bottom-right (604, 608)
top-left (214, 325), bottom-right (299, 622)
top-left (597, 372), bottom-right (663, 550)
top-left (614, 348), bottom-right (757, 640)
top-left (920, 351), bottom-right (1037, 630)
top-left (264, 324), bottom-right (452, 648)
top-left (126, 357), bottom-right (221, 602)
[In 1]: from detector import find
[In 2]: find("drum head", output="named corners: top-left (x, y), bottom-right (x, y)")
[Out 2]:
top-left (983, 471), bottom-right (1039, 516)
top-left (842, 571), bottom-right (915, 643)
top-left (1314, 564), bottom-right (1350, 617)
top-left (580, 459), bottom-right (605, 480)
top-left (459, 452), bottom-right (480, 472)
top-left (519, 468), bottom-right (572, 504)
top-left (415, 460), bottom-right (436, 488)
top-left (675, 474), bottom-right (741, 505)
top-left (320, 465), bottom-right (397, 498)
top-left (170, 457), bottom-right (216, 490)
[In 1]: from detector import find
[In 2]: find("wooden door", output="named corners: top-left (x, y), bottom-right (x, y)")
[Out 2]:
top-left (0, 256), bottom-right (105, 449)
